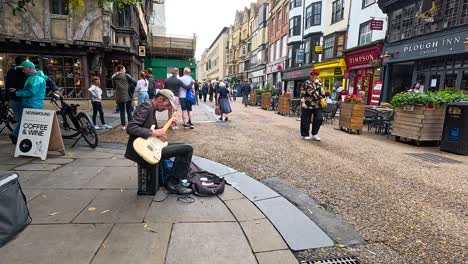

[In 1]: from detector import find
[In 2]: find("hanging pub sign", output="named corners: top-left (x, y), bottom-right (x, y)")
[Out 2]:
top-left (138, 46), bottom-right (146, 57)
top-left (296, 49), bottom-right (304, 64)
top-left (314, 46), bottom-right (323, 54)
top-left (370, 19), bottom-right (384, 30)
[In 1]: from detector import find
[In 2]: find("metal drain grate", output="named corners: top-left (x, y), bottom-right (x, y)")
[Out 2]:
top-left (406, 153), bottom-right (462, 164)
top-left (300, 256), bottom-right (360, 264)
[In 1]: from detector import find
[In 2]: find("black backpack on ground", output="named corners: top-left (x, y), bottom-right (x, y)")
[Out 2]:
top-left (188, 162), bottom-right (225, 196)
top-left (0, 173), bottom-right (31, 248)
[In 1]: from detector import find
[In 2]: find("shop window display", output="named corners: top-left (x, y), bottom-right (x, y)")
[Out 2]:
top-left (43, 56), bottom-right (84, 98)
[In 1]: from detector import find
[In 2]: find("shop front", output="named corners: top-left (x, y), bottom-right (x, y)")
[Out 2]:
top-left (281, 66), bottom-right (311, 98)
top-left (248, 67), bottom-right (266, 88)
top-left (313, 58), bottom-right (347, 95)
top-left (344, 43), bottom-right (384, 105)
top-left (266, 59), bottom-right (285, 91)
top-left (382, 27), bottom-right (468, 102)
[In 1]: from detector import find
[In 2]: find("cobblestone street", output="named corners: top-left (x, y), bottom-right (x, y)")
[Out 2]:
top-left (101, 99), bottom-right (468, 263)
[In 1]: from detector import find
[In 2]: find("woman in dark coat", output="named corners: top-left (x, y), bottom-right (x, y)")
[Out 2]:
top-left (112, 64), bottom-right (137, 128)
top-left (216, 82), bottom-right (232, 121)
top-left (208, 83), bottom-right (214, 102)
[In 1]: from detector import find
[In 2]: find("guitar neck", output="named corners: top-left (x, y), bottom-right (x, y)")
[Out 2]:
top-left (162, 118), bottom-right (174, 133)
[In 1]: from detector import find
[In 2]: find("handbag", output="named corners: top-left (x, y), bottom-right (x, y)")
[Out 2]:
top-left (215, 105), bottom-right (221, 115)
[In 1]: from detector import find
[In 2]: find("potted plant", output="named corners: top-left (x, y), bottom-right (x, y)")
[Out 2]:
top-left (262, 87), bottom-right (272, 110)
top-left (339, 94), bottom-right (366, 134)
top-left (390, 89), bottom-right (468, 143)
top-left (278, 91), bottom-right (290, 115)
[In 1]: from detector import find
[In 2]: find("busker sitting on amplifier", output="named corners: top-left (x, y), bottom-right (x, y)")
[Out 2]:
top-left (124, 89), bottom-right (193, 195)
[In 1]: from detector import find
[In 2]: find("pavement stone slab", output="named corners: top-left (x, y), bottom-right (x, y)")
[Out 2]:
top-left (0, 224), bottom-right (112, 264)
top-left (166, 222), bottom-right (257, 264)
top-left (241, 219), bottom-right (289, 253)
top-left (217, 185), bottom-right (245, 201)
top-left (23, 189), bottom-right (43, 201)
top-left (192, 157), bottom-right (237, 176)
top-left (71, 158), bottom-right (135, 167)
top-left (224, 198), bottom-right (265, 222)
top-left (63, 150), bottom-right (115, 159)
top-left (256, 250), bottom-right (299, 264)
top-left (73, 190), bottom-right (153, 223)
top-left (224, 172), bottom-right (280, 201)
top-left (153, 188), bottom-right (169, 202)
top-left (145, 195), bottom-right (235, 223)
top-left (91, 223), bottom-right (171, 264)
top-left (18, 166), bottom-right (105, 189)
top-left (0, 156), bottom-right (32, 165)
top-left (14, 163), bottom-right (61, 171)
top-left (0, 164), bottom-right (18, 171)
top-left (255, 197), bottom-right (334, 251)
top-left (93, 147), bottom-right (126, 155)
top-left (85, 167), bottom-right (138, 189)
top-left (28, 190), bottom-right (98, 224)
top-left (32, 158), bottom-right (74, 165)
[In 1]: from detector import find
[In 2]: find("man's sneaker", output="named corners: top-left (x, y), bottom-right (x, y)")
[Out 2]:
top-left (219, 117), bottom-right (223, 121)
top-left (102, 124), bottom-right (112, 129)
top-left (182, 123), bottom-right (190, 129)
top-left (312, 135), bottom-right (321, 141)
top-left (121, 126), bottom-right (126, 130)
top-left (166, 181), bottom-right (193, 195)
top-left (303, 136), bottom-right (311, 140)
top-left (94, 125), bottom-right (101, 130)
top-left (187, 121), bottom-right (194, 129)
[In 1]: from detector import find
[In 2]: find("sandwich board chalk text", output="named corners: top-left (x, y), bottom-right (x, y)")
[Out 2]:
top-left (14, 109), bottom-right (65, 160)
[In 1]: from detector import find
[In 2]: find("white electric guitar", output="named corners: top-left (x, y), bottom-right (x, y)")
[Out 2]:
top-left (133, 112), bottom-right (180, 165)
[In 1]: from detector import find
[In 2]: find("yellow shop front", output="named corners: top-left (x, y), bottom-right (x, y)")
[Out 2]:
top-left (313, 59), bottom-right (346, 94)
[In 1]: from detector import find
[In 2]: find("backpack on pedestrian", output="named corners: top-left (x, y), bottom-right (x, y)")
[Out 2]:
top-left (147, 76), bottom-right (156, 98)
top-left (188, 162), bottom-right (225, 196)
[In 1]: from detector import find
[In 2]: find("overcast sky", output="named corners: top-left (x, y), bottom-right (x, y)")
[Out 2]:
top-left (165, 0), bottom-right (255, 61)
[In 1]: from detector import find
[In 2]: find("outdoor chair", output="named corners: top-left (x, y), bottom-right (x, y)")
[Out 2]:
top-left (323, 102), bottom-right (339, 123)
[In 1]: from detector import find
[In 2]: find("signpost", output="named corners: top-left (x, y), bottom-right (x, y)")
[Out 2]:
top-left (14, 109), bottom-right (65, 160)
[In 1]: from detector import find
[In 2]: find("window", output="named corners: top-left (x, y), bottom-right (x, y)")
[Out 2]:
top-left (362, 0), bottom-right (375, 8)
top-left (271, 17), bottom-right (276, 36)
top-left (336, 33), bottom-right (345, 56)
top-left (43, 56), bottom-right (84, 98)
top-left (282, 36), bottom-right (288, 59)
top-left (289, 16), bottom-right (301, 36)
top-left (323, 36), bottom-right (334, 59)
top-left (277, 10), bottom-right (282, 31)
top-left (276, 40), bottom-right (281, 60)
top-left (332, 0), bottom-right (344, 23)
top-left (287, 43), bottom-right (301, 68)
top-left (270, 44), bottom-right (275, 62)
top-left (305, 2), bottom-right (322, 28)
top-left (304, 41), bottom-right (311, 64)
top-left (51, 0), bottom-right (68, 15)
top-left (358, 22), bottom-right (372, 45)
top-left (114, 5), bottom-right (132, 28)
top-left (290, 0), bottom-right (301, 9)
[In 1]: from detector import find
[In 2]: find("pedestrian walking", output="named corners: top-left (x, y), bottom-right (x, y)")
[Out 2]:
top-left (202, 82), bottom-right (209, 102)
top-left (88, 76), bottom-right (112, 130)
top-left (146, 68), bottom-right (157, 99)
top-left (178, 67), bottom-right (195, 129)
top-left (214, 82), bottom-right (219, 105)
top-left (112, 64), bottom-right (136, 129)
top-left (198, 82), bottom-right (203, 101)
top-left (135, 71), bottom-right (149, 105)
top-left (164, 68), bottom-right (192, 125)
top-left (194, 80), bottom-right (200, 105)
top-left (5, 56), bottom-right (27, 144)
top-left (241, 80), bottom-right (251, 107)
top-left (208, 83), bottom-right (214, 102)
top-left (300, 70), bottom-right (325, 141)
top-left (216, 82), bottom-right (232, 121)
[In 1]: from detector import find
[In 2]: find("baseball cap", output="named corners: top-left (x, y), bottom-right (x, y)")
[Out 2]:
top-left (16, 61), bottom-right (36, 69)
top-left (158, 89), bottom-right (177, 110)
top-left (309, 69), bottom-right (320, 76)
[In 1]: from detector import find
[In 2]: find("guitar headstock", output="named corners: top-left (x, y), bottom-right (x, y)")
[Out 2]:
top-left (171, 112), bottom-right (181, 121)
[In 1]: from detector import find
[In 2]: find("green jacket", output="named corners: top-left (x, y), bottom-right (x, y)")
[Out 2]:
top-left (16, 70), bottom-right (47, 109)
top-left (112, 72), bottom-right (136, 103)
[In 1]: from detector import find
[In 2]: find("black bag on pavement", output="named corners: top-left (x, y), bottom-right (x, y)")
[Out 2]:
top-left (0, 173), bottom-right (31, 248)
top-left (188, 162), bottom-right (225, 196)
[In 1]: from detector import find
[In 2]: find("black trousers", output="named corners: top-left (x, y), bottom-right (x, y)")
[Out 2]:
top-left (118, 101), bottom-right (133, 126)
top-left (161, 143), bottom-right (193, 181)
top-left (300, 108), bottom-right (323, 137)
top-left (92, 101), bottom-right (105, 125)
top-left (203, 93), bottom-right (207, 102)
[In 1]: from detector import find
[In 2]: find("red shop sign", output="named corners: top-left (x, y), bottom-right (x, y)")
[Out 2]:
top-left (370, 19), bottom-right (384, 30)
top-left (345, 46), bottom-right (382, 70)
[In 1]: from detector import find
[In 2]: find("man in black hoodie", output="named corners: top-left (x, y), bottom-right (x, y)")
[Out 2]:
top-left (5, 56), bottom-right (27, 144)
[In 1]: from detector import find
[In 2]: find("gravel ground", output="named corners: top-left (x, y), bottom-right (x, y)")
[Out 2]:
top-left (101, 100), bottom-right (468, 264)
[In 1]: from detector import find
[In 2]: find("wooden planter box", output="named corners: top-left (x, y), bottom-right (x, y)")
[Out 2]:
top-left (391, 105), bottom-right (446, 142)
top-left (339, 103), bottom-right (365, 133)
top-left (278, 95), bottom-right (290, 115)
top-left (249, 91), bottom-right (256, 106)
top-left (261, 92), bottom-right (271, 110)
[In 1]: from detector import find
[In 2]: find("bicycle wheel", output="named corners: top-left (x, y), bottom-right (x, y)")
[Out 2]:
top-left (58, 112), bottom-right (80, 139)
top-left (77, 112), bottom-right (98, 148)
top-left (294, 105), bottom-right (302, 118)
top-left (1, 107), bottom-right (15, 133)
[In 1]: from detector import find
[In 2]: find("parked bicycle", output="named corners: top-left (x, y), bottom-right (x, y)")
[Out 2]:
top-left (50, 93), bottom-right (98, 148)
top-left (0, 101), bottom-right (15, 134)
